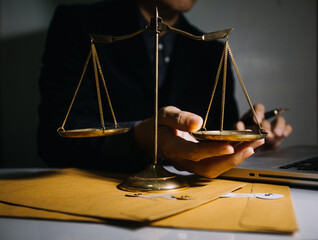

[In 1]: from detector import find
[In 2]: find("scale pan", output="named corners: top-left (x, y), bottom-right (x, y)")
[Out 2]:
top-left (57, 127), bottom-right (130, 138)
top-left (192, 130), bottom-right (267, 142)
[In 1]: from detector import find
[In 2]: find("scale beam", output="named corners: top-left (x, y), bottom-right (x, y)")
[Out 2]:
top-left (90, 21), bottom-right (233, 44)
top-left (58, 6), bottom-right (266, 192)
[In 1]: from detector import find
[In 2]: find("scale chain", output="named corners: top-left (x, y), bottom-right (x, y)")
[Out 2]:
top-left (227, 44), bottom-right (263, 130)
top-left (220, 40), bottom-right (229, 132)
top-left (58, 40), bottom-right (120, 132)
top-left (91, 43), bottom-right (106, 130)
top-left (202, 39), bottom-right (264, 133)
top-left (202, 44), bottom-right (225, 130)
top-left (58, 49), bottom-right (92, 131)
top-left (93, 44), bottom-right (118, 128)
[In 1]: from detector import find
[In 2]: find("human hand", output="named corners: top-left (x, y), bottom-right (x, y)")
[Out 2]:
top-left (235, 103), bottom-right (292, 150)
top-left (134, 106), bottom-right (264, 178)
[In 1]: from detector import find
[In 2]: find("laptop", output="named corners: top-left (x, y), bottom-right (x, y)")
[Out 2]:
top-left (219, 145), bottom-right (318, 187)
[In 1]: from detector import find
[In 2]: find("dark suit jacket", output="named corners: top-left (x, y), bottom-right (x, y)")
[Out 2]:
top-left (38, 0), bottom-right (239, 172)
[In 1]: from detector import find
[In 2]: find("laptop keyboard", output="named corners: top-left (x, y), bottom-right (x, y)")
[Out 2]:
top-left (280, 157), bottom-right (318, 171)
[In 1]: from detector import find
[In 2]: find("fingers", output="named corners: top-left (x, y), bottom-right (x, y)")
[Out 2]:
top-left (174, 139), bottom-right (265, 178)
top-left (158, 106), bottom-right (203, 132)
top-left (159, 128), bottom-right (235, 161)
top-left (254, 103), bottom-right (265, 123)
top-left (261, 120), bottom-right (274, 139)
top-left (258, 116), bottom-right (292, 149)
top-left (240, 103), bottom-right (265, 127)
top-left (271, 116), bottom-right (293, 137)
top-left (135, 105), bottom-right (267, 178)
top-left (284, 124), bottom-right (293, 137)
top-left (239, 104), bottom-right (292, 150)
top-left (235, 121), bottom-right (246, 130)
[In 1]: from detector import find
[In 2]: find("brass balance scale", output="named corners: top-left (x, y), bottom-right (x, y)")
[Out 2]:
top-left (57, 7), bottom-right (267, 192)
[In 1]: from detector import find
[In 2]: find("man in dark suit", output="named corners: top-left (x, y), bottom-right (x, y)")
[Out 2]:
top-left (38, 0), bottom-right (291, 177)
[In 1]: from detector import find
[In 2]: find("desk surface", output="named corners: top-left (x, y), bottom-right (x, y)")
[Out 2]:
top-left (0, 168), bottom-right (317, 240)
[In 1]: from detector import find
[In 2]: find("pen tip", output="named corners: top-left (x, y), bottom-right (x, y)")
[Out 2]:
top-left (279, 108), bottom-right (290, 114)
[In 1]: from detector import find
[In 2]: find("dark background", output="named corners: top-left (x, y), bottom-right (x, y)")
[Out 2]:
top-left (0, 0), bottom-right (317, 167)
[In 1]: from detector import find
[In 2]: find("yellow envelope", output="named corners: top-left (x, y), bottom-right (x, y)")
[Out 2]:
top-left (0, 169), bottom-right (298, 233)
top-left (0, 168), bottom-right (244, 222)
top-left (152, 183), bottom-right (298, 233)
top-left (0, 201), bottom-right (100, 222)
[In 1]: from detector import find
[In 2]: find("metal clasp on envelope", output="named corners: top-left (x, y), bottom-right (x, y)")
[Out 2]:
top-left (125, 193), bottom-right (194, 200)
top-left (221, 192), bottom-right (284, 200)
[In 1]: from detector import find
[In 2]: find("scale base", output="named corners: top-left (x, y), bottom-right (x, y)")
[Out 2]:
top-left (118, 164), bottom-right (189, 192)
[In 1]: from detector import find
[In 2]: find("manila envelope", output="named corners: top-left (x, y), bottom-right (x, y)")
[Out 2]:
top-left (0, 169), bottom-right (298, 233)
top-left (0, 168), bottom-right (244, 222)
top-left (152, 182), bottom-right (298, 233)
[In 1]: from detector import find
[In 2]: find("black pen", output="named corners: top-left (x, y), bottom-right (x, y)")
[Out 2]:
top-left (241, 108), bottom-right (289, 126)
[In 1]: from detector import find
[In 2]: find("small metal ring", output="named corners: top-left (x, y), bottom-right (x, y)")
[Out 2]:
top-left (181, 195), bottom-right (189, 199)
top-left (201, 127), bottom-right (207, 134)
top-left (57, 127), bottom-right (65, 132)
top-left (259, 128), bottom-right (267, 134)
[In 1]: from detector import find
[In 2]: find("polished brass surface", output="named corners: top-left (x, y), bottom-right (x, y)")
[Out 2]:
top-left (57, 127), bottom-right (129, 138)
top-left (90, 21), bottom-right (233, 44)
top-left (57, 39), bottom-right (127, 137)
top-left (192, 130), bottom-right (267, 141)
top-left (87, 9), bottom-right (256, 191)
top-left (200, 38), bottom-right (267, 140)
top-left (90, 28), bottom-right (146, 44)
top-left (57, 5), bottom-right (265, 192)
top-left (118, 8), bottom-right (190, 192)
top-left (118, 164), bottom-right (189, 192)
top-left (154, 7), bottom-right (159, 165)
top-left (168, 26), bottom-right (234, 41)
